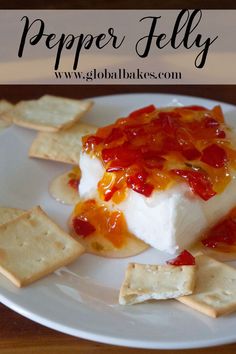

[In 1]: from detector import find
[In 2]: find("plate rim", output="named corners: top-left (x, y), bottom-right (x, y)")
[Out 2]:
top-left (1, 292), bottom-right (236, 350)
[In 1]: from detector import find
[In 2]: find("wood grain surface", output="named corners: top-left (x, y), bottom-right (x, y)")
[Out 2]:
top-left (0, 85), bottom-right (236, 354)
top-left (0, 303), bottom-right (236, 354)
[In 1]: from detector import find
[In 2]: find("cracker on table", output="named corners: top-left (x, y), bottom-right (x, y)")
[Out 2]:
top-left (119, 263), bottom-right (196, 305)
top-left (29, 122), bottom-right (97, 164)
top-left (0, 206), bottom-right (85, 287)
top-left (2, 95), bottom-right (93, 132)
top-left (0, 207), bottom-right (25, 225)
top-left (178, 255), bottom-right (236, 317)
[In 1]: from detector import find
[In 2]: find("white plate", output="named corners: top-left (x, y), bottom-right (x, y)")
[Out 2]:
top-left (1, 93), bottom-right (236, 350)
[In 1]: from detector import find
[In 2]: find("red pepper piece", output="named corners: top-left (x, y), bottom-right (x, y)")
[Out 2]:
top-left (129, 104), bottom-right (156, 118)
top-left (127, 172), bottom-right (154, 197)
top-left (176, 128), bottom-right (193, 148)
top-left (202, 218), bottom-right (236, 248)
top-left (204, 117), bottom-right (219, 128)
top-left (204, 118), bottom-right (226, 138)
top-left (142, 150), bottom-right (166, 169)
top-left (215, 129), bottom-right (226, 139)
top-left (162, 137), bottom-right (181, 153)
top-left (167, 250), bottom-right (196, 266)
top-left (127, 179), bottom-right (154, 197)
top-left (106, 159), bottom-right (132, 172)
top-left (104, 128), bottom-right (123, 144)
top-left (182, 148), bottom-right (201, 161)
top-left (134, 170), bottom-right (148, 182)
top-left (201, 144), bottom-right (228, 168)
top-left (73, 217), bottom-right (96, 237)
top-left (84, 136), bottom-right (103, 150)
top-left (124, 124), bottom-right (146, 138)
top-left (153, 111), bottom-right (180, 133)
top-left (101, 145), bottom-right (140, 163)
top-left (68, 178), bottom-right (79, 190)
top-left (171, 169), bottom-right (216, 201)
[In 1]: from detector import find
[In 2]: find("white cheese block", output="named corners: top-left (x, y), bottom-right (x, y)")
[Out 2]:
top-left (79, 152), bottom-right (236, 254)
top-left (79, 153), bottom-right (104, 198)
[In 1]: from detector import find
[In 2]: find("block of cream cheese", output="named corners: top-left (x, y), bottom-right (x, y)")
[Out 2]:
top-left (79, 152), bottom-right (236, 254)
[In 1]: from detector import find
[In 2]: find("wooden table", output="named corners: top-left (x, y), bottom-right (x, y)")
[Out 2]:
top-left (1, 85), bottom-right (236, 354)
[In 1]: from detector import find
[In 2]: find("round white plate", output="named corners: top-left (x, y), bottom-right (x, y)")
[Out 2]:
top-left (1, 93), bottom-right (236, 349)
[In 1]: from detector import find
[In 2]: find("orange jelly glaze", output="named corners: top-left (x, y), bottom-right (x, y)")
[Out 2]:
top-left (82, 105), bottom-right (236, 202)
top-left (202, 206), bottom-right (236, 252)
top-left (72, 105), bottom-right (236, 249)
top-left (73, 199), bottom-right (133, 248)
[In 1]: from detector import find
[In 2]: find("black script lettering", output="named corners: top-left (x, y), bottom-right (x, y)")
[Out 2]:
top-left (135, 16), bottom-right (162, 57)
top-left (18, 16), bottom-right (45, 57)
top-left (171, 10), bottom-right (218, 68)
top-left (18, 16), bottom-right (126, 70)
top-left (135, 10), bottom-right (218, 68)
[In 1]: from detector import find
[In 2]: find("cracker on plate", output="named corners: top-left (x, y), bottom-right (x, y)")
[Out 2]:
top-left (119, 263), bottom-right (196, 305)
top-left (178, 255), bottom-right (236, 317)
top-left (29, 122), bottom-right (97, 164)
top-left (0, 206), bottom-right (85, 287)
top-left (2, 95), bottom-right (93, 132)
top-left (0, 100), bottom-right (14, 129)
top-left (0, 100), bottom-right (13, 114)
top-left (0, 207), bottom-right (25, 225)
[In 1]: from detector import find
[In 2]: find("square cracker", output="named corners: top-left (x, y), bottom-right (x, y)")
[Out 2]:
top-left (119, 263), bottom-right (196, 305)
top-left (2, 95), bottom-right (93, 132)
top-left (0, 206), bottom-right (84, 287)
top-left (0, 207), bottom-right (25, 225)
top-left (0, 100), bottom-right (13, 115)
top-left (29, 122), bottom-right (97, 164)
top-left (0, 100), bottom-right (14, 129)
top-left (178, 255), bottom-right (236, 318)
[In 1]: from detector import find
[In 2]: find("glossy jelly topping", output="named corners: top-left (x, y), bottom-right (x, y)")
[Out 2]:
top-left (72, 199), bottom-right (132, 248)
top-left (70, 198), bottom-right (149, 258)
top-left (202, 207), bottom-right (236, 250)
top-left (68, 167), bottom-right (81, 190)
top-left (82, 104), bottom-right (236, 202)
